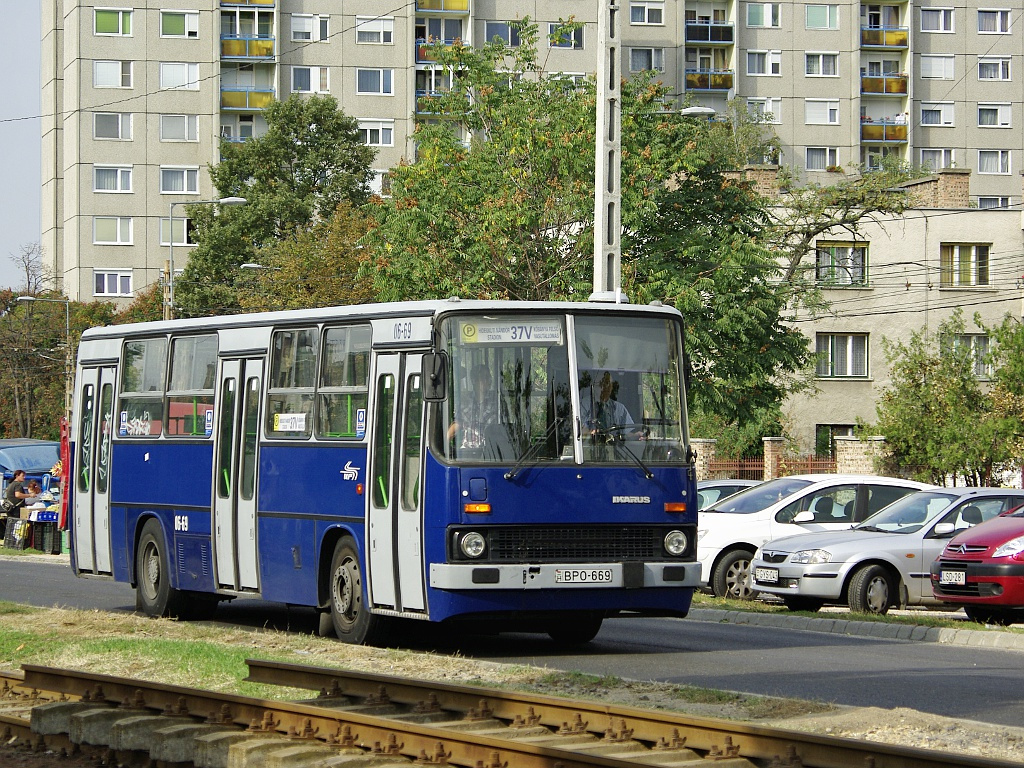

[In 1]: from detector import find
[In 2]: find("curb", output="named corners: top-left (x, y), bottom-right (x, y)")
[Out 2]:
top-left (689, 607), bottom-right (1024, 651)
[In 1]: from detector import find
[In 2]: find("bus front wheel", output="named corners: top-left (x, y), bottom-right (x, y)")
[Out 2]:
top-left (328, 539), bottom-right (387, 645)
top-left (547, 615), bottom-right (603, 645)
top-left (135, 518), bottom-right (183, 617)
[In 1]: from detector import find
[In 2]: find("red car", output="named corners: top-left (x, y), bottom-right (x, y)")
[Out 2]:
top-left (930, 504), bottom-right (1024, 625)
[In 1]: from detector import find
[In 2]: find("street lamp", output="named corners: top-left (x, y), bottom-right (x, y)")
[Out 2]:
top-left (679, 106), bottom-right (717, 119)
top-left (17, 296), bottom-right (72, 419)
top-left (166, 196), bottom-right (247, 320)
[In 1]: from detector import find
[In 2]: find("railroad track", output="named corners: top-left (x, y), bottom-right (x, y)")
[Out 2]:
top-left (0, 662), bottom-right (1015, 768)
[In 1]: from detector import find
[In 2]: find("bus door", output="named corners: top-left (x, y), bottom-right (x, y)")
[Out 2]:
top-left (74, 366), bottom-right (116, 574)
top-left (212, 358), bottom-right (263, 591)
top-left (367, 353), bottom-right (426, 613)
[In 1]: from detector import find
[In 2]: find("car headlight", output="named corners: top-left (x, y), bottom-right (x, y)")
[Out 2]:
top-left (993, 535), bottom-right (1024, 558)
top-left (459, 531), bottom-right (487, 558)
top-left (753, 547), bottom-right (763, 561)
top-left (791, 549), bottom-right (832, 564)
top-left (664, 530), bottom-right (688, 556)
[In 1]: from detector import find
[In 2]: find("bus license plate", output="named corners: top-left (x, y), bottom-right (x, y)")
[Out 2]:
top-left (555, 568), bottom-right (613, 584)
top-left (939, 570), bottom-right (966, 585)
top-left (754, 567), bottom-right (779, 584)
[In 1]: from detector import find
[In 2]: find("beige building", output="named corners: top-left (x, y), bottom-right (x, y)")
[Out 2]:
top-left (42, 0), bottom-right (1024, 304)
top-left (783, 169), bottom-right (1024, 453)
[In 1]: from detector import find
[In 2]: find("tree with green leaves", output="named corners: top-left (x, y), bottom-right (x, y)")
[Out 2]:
top-left (872, 310), bottom-right (1018, 485)
top-left (175, 94), bottom-right (375, 317)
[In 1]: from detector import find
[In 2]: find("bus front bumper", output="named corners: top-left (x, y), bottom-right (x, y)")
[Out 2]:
top-left (429, 561), bottom-right (701, 590)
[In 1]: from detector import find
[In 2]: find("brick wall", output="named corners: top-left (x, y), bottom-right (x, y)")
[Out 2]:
top-left (834, 435), bottom-right (885, 474)
top-left (691, 439), bottom-right (716, 481)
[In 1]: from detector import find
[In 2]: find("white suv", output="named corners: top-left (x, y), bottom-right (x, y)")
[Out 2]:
top-left (698, 474), bottom-right (933, 598)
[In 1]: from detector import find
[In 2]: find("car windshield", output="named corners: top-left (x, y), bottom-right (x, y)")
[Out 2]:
top-left (855, 491), bottom-right (957, 534)
top-left (707, 477), bottom-right (812, 514)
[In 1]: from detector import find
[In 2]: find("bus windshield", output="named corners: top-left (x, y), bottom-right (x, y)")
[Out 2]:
top-left (436, 313), bottom-right (686, 465)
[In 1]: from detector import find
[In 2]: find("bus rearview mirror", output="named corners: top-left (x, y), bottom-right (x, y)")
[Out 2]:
top-left (422, 352), bottom-right (448, 402)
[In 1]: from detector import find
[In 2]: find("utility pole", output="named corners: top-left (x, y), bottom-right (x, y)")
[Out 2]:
top-left (591, 0), bottom-right (626, 303)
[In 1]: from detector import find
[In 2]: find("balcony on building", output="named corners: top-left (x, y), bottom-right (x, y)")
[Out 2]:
top-left (861, 72), bottom-right (907, 95)
top-left (221, 86), bottom-right (275, 110)
top-left (860, 120), bottom-right (908, 142)
top-left (684, 21), bottom-right (734, 45)
top-left (685, 69), bottom-right (734, 91)
top-left (415, 0), bottom-right (469, 11)
top-left (861, 25), bottom-right (909, 48)
top-left (221, 34), bottom-right (275, 59)
top-left (417, 38), bottom-right (459, 63)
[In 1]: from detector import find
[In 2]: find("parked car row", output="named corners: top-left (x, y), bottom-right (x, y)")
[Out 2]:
top-left (698, 474), bottom-right (1024, 624)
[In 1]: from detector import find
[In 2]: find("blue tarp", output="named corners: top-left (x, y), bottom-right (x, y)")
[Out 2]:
top-left (0, 439), bottom-right (60, 475)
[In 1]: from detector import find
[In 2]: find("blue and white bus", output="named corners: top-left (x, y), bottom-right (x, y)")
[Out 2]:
top-left (70, 299), bottom-right (699, 644)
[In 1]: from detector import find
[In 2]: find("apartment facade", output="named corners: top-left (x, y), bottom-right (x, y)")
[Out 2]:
top-left (42, 0), bottom-right (1024, 303)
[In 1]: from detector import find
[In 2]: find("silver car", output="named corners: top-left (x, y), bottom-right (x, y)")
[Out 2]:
top-left (750, 487), bottom-right (1024, 614)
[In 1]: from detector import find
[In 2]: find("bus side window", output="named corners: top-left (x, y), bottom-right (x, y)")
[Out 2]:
top-left (78, 384), bottom-right (95, 492)
top-left (402, 374), bottom-right (423, 510)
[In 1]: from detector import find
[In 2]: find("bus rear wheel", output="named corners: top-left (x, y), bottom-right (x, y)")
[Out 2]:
top-left (328, 538), bottom-right (387, 645)
top-left (135, 518), bottom-right (183, 617)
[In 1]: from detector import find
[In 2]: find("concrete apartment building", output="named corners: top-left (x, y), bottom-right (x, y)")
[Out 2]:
top-left (40, 1), bottom-right (1024, 449)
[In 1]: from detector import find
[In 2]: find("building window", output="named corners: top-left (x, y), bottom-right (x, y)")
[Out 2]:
top-left (806, 5), bottom-right (839, 29)
top-left (94, 216), bottom-right (132, 245)
top-left (978, 9), bottom-right (1010, 33)
top-left (747, 50), bottom-right (782, 75)
top-left (805, 52), bottom-right (839, 76)
top-left (815, 424), bottom-right (855, 457)
top-left (93, 112), bottom-right (132, 140)
top-left (95, 8), bottom-right (131, 36)
top-left (920, 148), bottom-right (954, 170)
top-left (160, 114), bottom-right (199, 142)
top-left (369, 170), bottom-right (392, 198)
top-left (920, 55), bottom-right (954, 80)
top-left (951, 335), bottom-right (992, 378)
top-left (920, 102), bottom-right (954, 126)
top-left (629, 48), bottom-right (665, 72)
top-left (940, 244), bottom-right (990, 286)
top-left (747, 97), bottom-right (782, 124)
top-left (978, 103), bottom-right (1011, 127)
top-left (160, 216), bottom-right (195, 246)
top-left (806, 146), bottom-right (838, 170)
top-left (978, 149), bottom-right (1011, 174)
top-left (816, 242), bottom-right (867, 285)
top-left (816, 334), bottom-right (868, 377)
top-left (359, 119), bottom-right (394, 147)
top-left (631, 1), bottom-right (665, 24)
top-left (160, 62), bottom-right (199, 90)
top-left (94, 270), bottom-right (133, 297)
top-left (94, 60), bottom-right (132, 88)
top-left (979, 57), bottom-right (1011, 80)
top-left (356, 16), bottom-right (394, 44)
top-left (549, 23), bottom-right (584, 48)
top-left (356, 68), bottom-right (393, 95)
top-left (160, 167), bottom-right (200, 194)
top-left (293, 66), bottom-right (329, 93)
top-left (292, 14), bottom-right (329, 42)
top-left (484, 21), bottom-right (521, 45)
top-left (978, 196), bottom-right (1010, 209)
top-left (921, 8), bottom-right (954, 31)
top-left (93, 165), bottom-right (132, 193)
top-left (747, 2), bottom-right (781, 27)
top-left (161, 11), bottom-right (198, 38)
top-left (805, 99), bottom-right (840, 124)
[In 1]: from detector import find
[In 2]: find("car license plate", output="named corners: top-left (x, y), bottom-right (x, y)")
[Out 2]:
top-left (754, 567), bottom-right (779, 584)
top-left (939, 570), bottom-right (966, 585)
top-left (555, 568), bottom-right (613, 584)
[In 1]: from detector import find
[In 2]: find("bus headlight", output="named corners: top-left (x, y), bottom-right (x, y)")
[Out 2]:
top-left (664, 530), bottom-right (688, 556)
top-left (459, 531), bottom-right (487, 558)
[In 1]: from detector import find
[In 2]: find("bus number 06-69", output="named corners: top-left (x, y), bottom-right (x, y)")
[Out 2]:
top-left (393, 322), bottom-right (413, 340)
top-left (174, 515), bottom-right (189, 532)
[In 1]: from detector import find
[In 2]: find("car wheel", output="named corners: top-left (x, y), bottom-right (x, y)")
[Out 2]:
top-left (327, 538), bottom-right (389, 645)
top-left (848, 564), bottom-right (894, 615)
top-left (712, 549), bottom-right (757, 600)
top-left (783, 597), bottom-right (824, 612)
top-left (964, 606), bottom-right (1016, 626)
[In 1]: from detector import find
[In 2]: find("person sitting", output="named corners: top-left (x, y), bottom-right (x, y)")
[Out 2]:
top-left (582, 372), bottom-right (635, 435)
top-left (448, 364), bottom-right (499, 452)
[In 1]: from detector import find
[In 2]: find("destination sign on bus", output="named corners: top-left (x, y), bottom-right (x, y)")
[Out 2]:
top-left (459, 319), bottom-right (563, 345)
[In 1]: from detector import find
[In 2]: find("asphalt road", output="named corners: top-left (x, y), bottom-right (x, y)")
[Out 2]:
top-left (3, 556), bottom-right (1023, 728)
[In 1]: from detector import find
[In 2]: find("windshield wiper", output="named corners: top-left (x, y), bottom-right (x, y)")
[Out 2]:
top-left (504, 418), bottom-right (563, 481)
top-left (856, 525), bottom-right (884, 532)
top-left (610, 437), bottom-right (654, 480)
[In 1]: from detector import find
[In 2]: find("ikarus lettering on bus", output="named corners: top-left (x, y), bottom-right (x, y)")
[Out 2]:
top-left (612, 496), bottom-right (652, 504)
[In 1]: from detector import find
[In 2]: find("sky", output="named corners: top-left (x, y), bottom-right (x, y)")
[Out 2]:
top-left (1, 5), bottom-right (42, 290)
